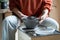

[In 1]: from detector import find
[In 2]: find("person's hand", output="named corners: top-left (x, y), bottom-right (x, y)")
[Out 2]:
top-left (18, 11), bottom-right (28, 19)
top-left (21, 14), bottom-right (28, 19)
top-left (41, 14), bottom-right (48, 20)
top-left (38, 14), bottom-right (48, 24)
top-left (37, 9), bottom-right (49, 24)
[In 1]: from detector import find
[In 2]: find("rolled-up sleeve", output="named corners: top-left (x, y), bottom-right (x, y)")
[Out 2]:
top-left (9, 0), bottom-right (16, 10)
top-left (43, 0), bottom-right (52, 13)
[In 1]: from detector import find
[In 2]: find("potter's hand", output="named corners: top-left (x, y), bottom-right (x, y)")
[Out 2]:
top-left (41, 14), bottom-right (48, 20)
top-left (39, 9), bottom-right (49, 23)
top-left (39, 14), bottom-right (48, 24)
top-left (18, 11), bottom-right (28, 19)
top-left (21, 14), bottom-right (28, 20)
top-left (41, 9), bottom-right (49, 20)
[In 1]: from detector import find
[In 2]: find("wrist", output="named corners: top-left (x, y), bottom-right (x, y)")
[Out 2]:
top-left (42, 9), bottom-right (48, 15)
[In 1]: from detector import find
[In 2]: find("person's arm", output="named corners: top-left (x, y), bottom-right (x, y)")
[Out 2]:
top-left (10, 8), bottom-right (23, 19)
top-left (9, 0), bottom-right (27, 20)
top-left (41, 9), bottom-right (49, 20)
top-left (9, 0), bottom-right (22, 19)
top-left (39, 0), bottom-right (52, 23)
top-left (40, 0), bottom-right (52, 20)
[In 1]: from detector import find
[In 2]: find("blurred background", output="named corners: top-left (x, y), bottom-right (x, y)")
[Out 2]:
top-left (0, 0), bottom-right (60, 40)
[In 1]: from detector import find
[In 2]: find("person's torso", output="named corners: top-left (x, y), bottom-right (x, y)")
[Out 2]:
top-left (15, 0), bottom-right (43, 17)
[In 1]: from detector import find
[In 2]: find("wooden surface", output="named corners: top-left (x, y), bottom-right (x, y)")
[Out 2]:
top-left (32, 35), bottom-right (60, 40)
top-left (4, 11), bottom-right (12, 17)
top-left (0, 9), bottom-right (12, 19)
top-left (18, 30), bottom-right (60, 40)
top-left (0, 9), bottom-right (9, 13)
